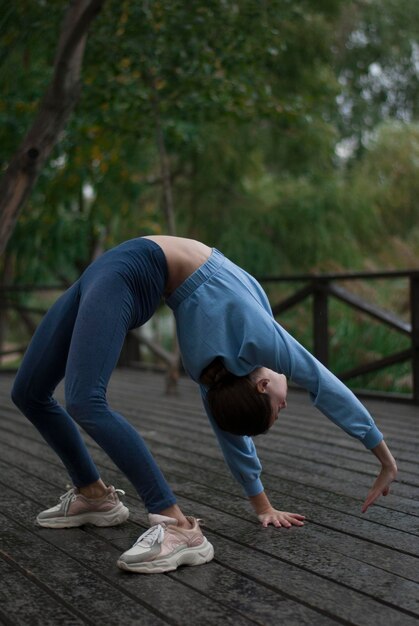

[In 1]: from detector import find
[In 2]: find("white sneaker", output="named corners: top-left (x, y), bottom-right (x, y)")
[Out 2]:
top-left (117, 514), bottom-right (214, 574)
top-left (36, 485), bottom-right (129, 528)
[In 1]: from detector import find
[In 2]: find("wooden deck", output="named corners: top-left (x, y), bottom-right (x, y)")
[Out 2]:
top-left (0, 368), bottom-right (418, 626)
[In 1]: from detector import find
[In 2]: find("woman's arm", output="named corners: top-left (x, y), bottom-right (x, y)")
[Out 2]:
top-left (201, 385), bottom-right (306, 527)
top-left (241, 317), bottom-right (384, 449)
top-left (200, 386), bottom-right (264, 496)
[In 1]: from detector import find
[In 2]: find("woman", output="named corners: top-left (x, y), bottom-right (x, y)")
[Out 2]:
top-left (11, 235), bottom-right (398, 574)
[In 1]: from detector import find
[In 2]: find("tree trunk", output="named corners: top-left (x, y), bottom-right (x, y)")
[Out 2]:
top-left (151, 83), bottom-right (177, 237)
top-left (0, 253), bottom-right (14, 365)
top-left (150, 81), bottom-right (180, 393)
top-left (0, 0), bottom-right (105, 256)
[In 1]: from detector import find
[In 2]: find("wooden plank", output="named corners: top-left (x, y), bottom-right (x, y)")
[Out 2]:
top-left (0, 432), bottom-right (419, 610)
top-left (0, 390), bottom-right (417, 526)
top-left (0, 557), bottom-right (88, 626)
top-left (2, 469), bottom-right (417, 626)
top-left (0, 514), bottom-right (170, 626)
top-left (1, 394), bottom-right (418, 528)
top-left (101, 374), bottom-right (417, 446)
top-left (175, 482), bottom-right (419, 587)
top-left (192, 533), bottom-right (419, 626)
top-left (145, 441), bottom-right (419, 540)
top-left (1, 369), bottom-right (418, 626)
top-left (1, 436), bottom-right (417, 574)
top-left (1, 415), bottom-right (418, 541)
top-left (170, 497), bottom-right (419, 619)
top-left (152, 455), bottom-right (419, 551)
top-left (63, 374), bottom-right (416, 463)
top-left (0, 494), bottom-right (256, 626)
top-left (0, 471), bottom-right (339, 626)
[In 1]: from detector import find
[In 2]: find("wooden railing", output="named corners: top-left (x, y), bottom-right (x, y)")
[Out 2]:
top-left (1, 268), bottom-right (419, 403)
top-left (259, 269), bottom-right (419, 403)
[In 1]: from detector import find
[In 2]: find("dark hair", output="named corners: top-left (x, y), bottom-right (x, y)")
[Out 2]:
top-left (200, 358), bottom-right (272, 436)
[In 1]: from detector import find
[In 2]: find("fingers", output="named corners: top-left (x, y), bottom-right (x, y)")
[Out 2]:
top-left (362, 482), bottom-right (393, 513)
top-left (262, 512), bottom-right (306, 528)
top-left (262, 517), bottom-right (282, 528)
top-left (361, 501), bottom-right (369, 513)
top-left (362, 464), bottom-right (397, 514)
top-left (362, 488), bottom-right (385, 512)
top-left (362, 491), bottom-right (376, 513)
top-left (362, 490), bottom-right (375, 512)
top-left (262, 517), bottom-right (281, 528)
top-left (287, 513), bottom-right (305, 526)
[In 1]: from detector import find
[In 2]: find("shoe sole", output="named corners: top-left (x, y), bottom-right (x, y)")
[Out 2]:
top-left (36, 503), bottom-right (130, 528)
top-left (116, 538), bottom-right (214, 574)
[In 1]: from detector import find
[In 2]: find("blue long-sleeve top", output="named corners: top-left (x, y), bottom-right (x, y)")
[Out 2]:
top-left (166, 249), bottom-right (383, 497)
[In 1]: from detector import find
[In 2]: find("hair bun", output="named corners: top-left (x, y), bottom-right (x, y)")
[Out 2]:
top-left (213, 369), bottom-right (228, 384)
top-left (200, 357), bottom-right (230, 387)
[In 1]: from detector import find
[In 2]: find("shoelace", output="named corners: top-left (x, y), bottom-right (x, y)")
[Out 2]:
top-left (60, 488), bottom-right (77, 514)
top-left (134, 524), bottom-right (165, 548)
top-left (59, 486), bottom-right (126, 514)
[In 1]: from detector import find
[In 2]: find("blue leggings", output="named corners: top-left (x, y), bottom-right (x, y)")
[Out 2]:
top-left (11, 238), bottom-right (177, 513)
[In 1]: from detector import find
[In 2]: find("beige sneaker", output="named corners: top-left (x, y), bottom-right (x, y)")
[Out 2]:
top-left (36, 485), bottom-right (129, 528)
top-left (117, 514), bottom-right (214, 574)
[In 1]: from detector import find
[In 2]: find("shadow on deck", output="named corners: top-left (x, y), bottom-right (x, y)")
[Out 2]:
top-left (0, 368), bottom-right (418, 626)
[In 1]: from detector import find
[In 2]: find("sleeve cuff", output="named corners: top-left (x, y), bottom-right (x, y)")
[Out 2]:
top-left (242, 478), bottom-right (264, 497)
top-left (362, 424), bottom-right (384, 449)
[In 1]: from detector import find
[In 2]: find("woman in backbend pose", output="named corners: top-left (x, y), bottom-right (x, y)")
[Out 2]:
top-left (12, 235), bottom-right (398, 574)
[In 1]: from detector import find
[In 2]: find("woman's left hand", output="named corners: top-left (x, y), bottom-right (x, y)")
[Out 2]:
top-left (257, 507), bottom-right (305, 528)
top-left (362, 440), bottom-right (398, 513)
top-left (361, 465), bottom-right (398, 513)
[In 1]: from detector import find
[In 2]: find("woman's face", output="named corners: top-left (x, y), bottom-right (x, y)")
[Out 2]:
top-left (252, 367), bottom-right (288, 428)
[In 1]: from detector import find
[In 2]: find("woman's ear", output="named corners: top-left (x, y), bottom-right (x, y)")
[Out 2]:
top-left (255, 378), bottom-right (269, 394)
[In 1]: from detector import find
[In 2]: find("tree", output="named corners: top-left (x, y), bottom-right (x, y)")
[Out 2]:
top-left (333, 0), bottom-right (419, 150)
top-left (3, 0), bottom-right (345, 282)
top-left (0, 0), bottom-right (104, 255)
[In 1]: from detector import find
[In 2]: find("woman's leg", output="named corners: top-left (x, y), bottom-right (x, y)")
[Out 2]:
top-left (11, 283), bottom-right (101, 487)
top-left (64, 275), bottom-right (178, 514)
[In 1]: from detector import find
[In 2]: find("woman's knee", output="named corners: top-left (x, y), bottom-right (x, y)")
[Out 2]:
top-left (11, 377), bottom-right (25, 410)
top-left (11, 377), bottom-right (55, 417)
top-left (10, 374), bottom-right (38, 412)
top-left (66, 394), bottom-right (107, 429)
top-left (66, 397), bottom-right (87, 421)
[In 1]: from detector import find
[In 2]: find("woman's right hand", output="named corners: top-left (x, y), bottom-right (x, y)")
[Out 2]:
top-left (257, 507), bottom-right (306, 528)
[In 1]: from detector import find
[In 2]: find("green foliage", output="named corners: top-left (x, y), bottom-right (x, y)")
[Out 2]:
top-left (0, 1), bottom-right (64, 156)
top-left (350, 123), bottom-right (419, 242)
top-left (1, 0), bottom-right (347, 282)
top-left (334, 0), bottom-right (419, 142)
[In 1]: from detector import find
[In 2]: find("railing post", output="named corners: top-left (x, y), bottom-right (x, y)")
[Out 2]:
top-left (313, 280), bottom-right (329, 366)
top-left (0, 288), bottom-right (4, 366)
top-left (411, 275), bottom-right (419, 404)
